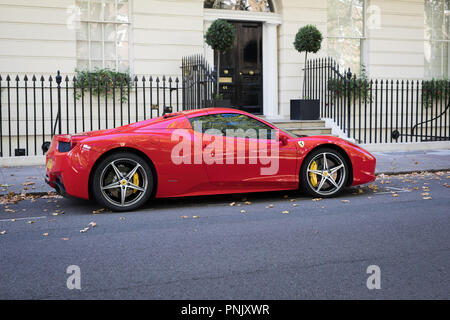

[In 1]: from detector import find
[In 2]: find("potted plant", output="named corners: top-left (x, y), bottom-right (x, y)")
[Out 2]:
top-left (291, 25), bottom-right (323, 120)
top-left (205, 19), bottom-right (235, 108)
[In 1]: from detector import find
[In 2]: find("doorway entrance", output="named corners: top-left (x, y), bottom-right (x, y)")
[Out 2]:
top-left (216, 21), bottom-right (263, 114)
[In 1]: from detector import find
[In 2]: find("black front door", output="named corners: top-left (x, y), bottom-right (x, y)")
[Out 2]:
top-left (217, 21), bottom-right (263, 114)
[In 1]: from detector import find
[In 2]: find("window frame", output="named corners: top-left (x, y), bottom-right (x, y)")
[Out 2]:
top-left (76, 0), bottom-right (133, 73)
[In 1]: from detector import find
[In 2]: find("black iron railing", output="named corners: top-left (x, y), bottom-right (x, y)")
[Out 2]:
top-left (0, 72), bottom-right (182, 157)
top-left (0, 55), bottom-right (215, 157)
top-left (181, 54), bottom-right (216, 110)
top-left (304, 57), bottom-right (450, 143)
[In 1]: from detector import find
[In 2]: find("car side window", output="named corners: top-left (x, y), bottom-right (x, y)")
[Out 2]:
top-left (219, 113), bottom-right (275, 140)
top-left (189, 115), bottom-right (226, 135)
top-left (189, 113), bottom-right (275, 139)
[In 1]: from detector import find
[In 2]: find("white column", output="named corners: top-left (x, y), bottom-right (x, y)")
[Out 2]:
top-left (262, 21), bottom-right (280, 118)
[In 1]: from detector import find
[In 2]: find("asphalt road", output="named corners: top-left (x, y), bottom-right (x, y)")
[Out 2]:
top-left (1, 172), bottom-right (449, 299)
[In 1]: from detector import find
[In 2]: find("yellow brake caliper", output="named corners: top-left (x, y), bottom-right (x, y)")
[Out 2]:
top-left (132, 172), bottom-right (140, 193)
top-left (309, 161), bottom-right (318, 187)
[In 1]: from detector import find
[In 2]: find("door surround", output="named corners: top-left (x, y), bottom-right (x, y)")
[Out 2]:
top-left (204, 9), bottom-right (282, 118)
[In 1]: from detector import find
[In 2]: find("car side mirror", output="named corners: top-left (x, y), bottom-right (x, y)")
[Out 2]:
top-left (280, 135), bottom-right (289, 146)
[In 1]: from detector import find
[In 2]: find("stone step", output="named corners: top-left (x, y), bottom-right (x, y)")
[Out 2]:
top-left (285, 127), bottom-right (333, 136)
top-left (269, 120), bottom-right (327, 129)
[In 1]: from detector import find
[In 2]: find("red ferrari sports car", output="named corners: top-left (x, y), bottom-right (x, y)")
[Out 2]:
top-left (45, 108), bottom-right (376, 211)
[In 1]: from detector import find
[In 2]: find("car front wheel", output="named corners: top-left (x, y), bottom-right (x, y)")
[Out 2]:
top-left (300, 148), bottom-right (349, 198)
top-left (92, 152), bottom-right (153, 211)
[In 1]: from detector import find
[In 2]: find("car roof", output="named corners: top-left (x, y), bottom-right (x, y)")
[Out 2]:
top-left (180, 108), bottom-right (247, 117)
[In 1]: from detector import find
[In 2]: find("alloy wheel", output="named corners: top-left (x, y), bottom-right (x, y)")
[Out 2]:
top-left (99, 158), bottom-right (148, 208)
top-left (306, 152), bottom-right (346, 196)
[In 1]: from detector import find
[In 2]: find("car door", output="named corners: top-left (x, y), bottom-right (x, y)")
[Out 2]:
top-left (189, 112), bottom-right (299, 191)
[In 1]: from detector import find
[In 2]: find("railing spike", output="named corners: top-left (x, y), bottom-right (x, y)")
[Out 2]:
top-left (15, 75), bottom-right (20, 81)
top-left (23, 75), bottom-right (28, 81)
top-left (40, 75), bottom-right (44, 81)
top-left (142, 76), bottom-right (146, 81)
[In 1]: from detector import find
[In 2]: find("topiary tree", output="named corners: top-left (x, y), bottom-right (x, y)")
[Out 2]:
top-left (294, 25), bottom-right (323, 97)
top-left (204, 19), bottom-right (235, 98)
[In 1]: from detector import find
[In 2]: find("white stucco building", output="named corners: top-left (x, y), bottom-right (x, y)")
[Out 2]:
top-left (0, 0), bottom-right (448, 119)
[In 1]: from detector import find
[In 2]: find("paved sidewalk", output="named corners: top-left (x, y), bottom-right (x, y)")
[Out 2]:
top-left (1, 150), bottom-right (450, 196)
top-left (373, 149), bottom-right (450, 174)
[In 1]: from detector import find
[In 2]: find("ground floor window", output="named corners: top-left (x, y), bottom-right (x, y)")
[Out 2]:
top-left (75, 0), bottom-right (131, 72)
top-left (327, 0), bottom-right (365, 76)
top-left (425, 0), bottom-right (450, 79)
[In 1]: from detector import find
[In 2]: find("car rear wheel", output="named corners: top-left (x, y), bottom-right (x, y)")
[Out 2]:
top-left (92, 152), bottom-right (153, 211)
top-left (300, 148), bottom-right (349, 198)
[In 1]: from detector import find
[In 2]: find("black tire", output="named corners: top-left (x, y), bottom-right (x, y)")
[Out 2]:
top-left (300, 147), bottom-right (349, 198)
top-left (92, 152), bottom-right (153, 212)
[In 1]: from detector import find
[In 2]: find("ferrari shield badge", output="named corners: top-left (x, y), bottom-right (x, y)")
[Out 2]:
top-left (298, 141), bottom-right (305, 148)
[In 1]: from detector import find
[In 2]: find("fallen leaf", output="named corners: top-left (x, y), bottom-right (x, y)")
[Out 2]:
top-left (43, 233), bottom-right (49, 237)
top-left (312, 198), bottom-right (322, 202)
top-left (88, 222), bottom-right (97, 228)
top-left (283, 195), bottom-right (289, 199)
top-left (61, 237), bottom-right (70, 241)
top-left (290, 199), bottom-right (296, 202)
top-left (240, 210), bottom-right (247, 214)
top-left (292, 204), bottom-right (298, 207)
top-left (0, 230), bottom-right (6, 235)
top-left (192, 216), bottom-right (199, 219)
top-left (27, 220), bottom-right (35, 224)
top-left (282, 210), bottom-right (290, 214)
top-left (244, 201), bottom-right (252, 205)
top-left (80, 227), bottom-right (89, 233)
top-left (229, 202), bottom-right (236, 207)
top-left (93, 208), bottom-right (105, 214)
top-left (393, 193), bottom-right (399, 197)
top-left (423, 196), bottom-right (432, 200)
top-left (120, 217), bottom-right (125, 220)
top-left (181, 216), bottom-right (189, 219)
top-left (341, 200), bottom-right (350, 203)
